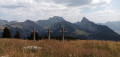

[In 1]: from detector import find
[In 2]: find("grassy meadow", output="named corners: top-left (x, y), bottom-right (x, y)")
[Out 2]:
top-left (0, 39), bottom-right (120, 57)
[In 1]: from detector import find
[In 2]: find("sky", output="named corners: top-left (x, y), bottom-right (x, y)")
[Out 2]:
top-left (0, 0), bottom-right (120, 23)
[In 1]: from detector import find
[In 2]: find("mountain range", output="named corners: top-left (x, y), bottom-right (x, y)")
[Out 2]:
top-left (0, 16), bottom-right (120, 41)
top-left (100, 21), bottom-right (120, 34)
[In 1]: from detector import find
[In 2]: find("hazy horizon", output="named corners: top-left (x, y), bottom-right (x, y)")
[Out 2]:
top-left (0, 0), bottom-right (120, 23)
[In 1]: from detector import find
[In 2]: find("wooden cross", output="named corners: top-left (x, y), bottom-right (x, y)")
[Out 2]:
top-left (47, 28), bottom-right (53, 40)
top-left (33, 28), bottom-right (36, 41)
top-left (60, 26), bottom-right (67, 41)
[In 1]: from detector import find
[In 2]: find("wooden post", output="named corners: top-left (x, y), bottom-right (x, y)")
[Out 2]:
top-left (33, 28), bottom-right (36, 41)
top-left (60, 26), bottom-right (67, 41)
top-left (62, 26), bottom-right (64, 41)
top-left (47, 28), bottom-right (53, 40)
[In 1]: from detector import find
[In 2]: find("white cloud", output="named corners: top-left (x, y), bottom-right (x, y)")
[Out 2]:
top-left (0, 0), bottom-right (119, 23)
top-left (92, 0), bottom-right (111, 4)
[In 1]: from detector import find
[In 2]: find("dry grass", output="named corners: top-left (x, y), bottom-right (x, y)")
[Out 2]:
top-left (0, 39), bottom-right (120, 57)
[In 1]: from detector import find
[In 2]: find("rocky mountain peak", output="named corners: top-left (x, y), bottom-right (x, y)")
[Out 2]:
top-left (25, 20), bottom-right (36, 23)
top-left (81, 17), bottom-right (89, 23)
top-left (48, 16), bottom-right (65, 22)
top-left (76, 17), bottom-right (98, 32)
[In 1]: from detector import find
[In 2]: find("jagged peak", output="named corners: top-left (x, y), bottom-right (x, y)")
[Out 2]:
top-left (25, 19), bottom-right (34, 21)
top-left (48, 16), bottom-right (65, 21)
top-left (80, 17), bottom-right (96, 26)
top-left (76, 21), bottom-right (80, 24)
top-left (81, 17), bottom-right (89, 22)
top-left (25, 20), bottom-right (35, 23)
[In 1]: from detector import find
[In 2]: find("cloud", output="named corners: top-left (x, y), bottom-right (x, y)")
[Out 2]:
top-left (0, 5), bottom-right (25, 9)
top-left (34, 0), bottom-right (111, 7)
top-left (92, 0), bottom-right (111, 4)
top-left (52, 0), bottom-right (92, 6)
top-left (0, 0), bottom-right (119, 23)
top-left (0, 0), bottom-right (111, 10)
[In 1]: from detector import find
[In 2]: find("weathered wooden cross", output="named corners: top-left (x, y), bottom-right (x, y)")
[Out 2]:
top-left (47, 28), bottom-right (53, 40)
top-left (60, 26), bottom-right (67, 41)
top-left (33, 28), bottom-right (36, 41)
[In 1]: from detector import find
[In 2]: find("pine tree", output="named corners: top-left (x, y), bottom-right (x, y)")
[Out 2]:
top-left (27, 36), bottom-right (30, 40)
top-left (14, 31), bottom-right (20, 39)
top-left (35, 32), bottom-right (39, 40)
top-left (2, 27), bottom-right (12, 38)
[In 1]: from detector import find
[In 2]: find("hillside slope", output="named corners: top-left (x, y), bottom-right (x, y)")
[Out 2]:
top-left (102, 21), bottom-right (120, 34)
top-left (0, 39), bottom-right (120, 57)
top-left (75, 17), bottom-right (120, 40)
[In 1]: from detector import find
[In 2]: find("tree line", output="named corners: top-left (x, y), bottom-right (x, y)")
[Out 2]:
top-left (2, 27), bottom-right (20, 39)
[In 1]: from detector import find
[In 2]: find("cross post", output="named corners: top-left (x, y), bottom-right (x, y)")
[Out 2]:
top-left (60, 26), bottom-right (67, 41)
top-left (33, 28), bottom-right (36, 41)
top-left (47, 28), bottom-right (53, 40)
